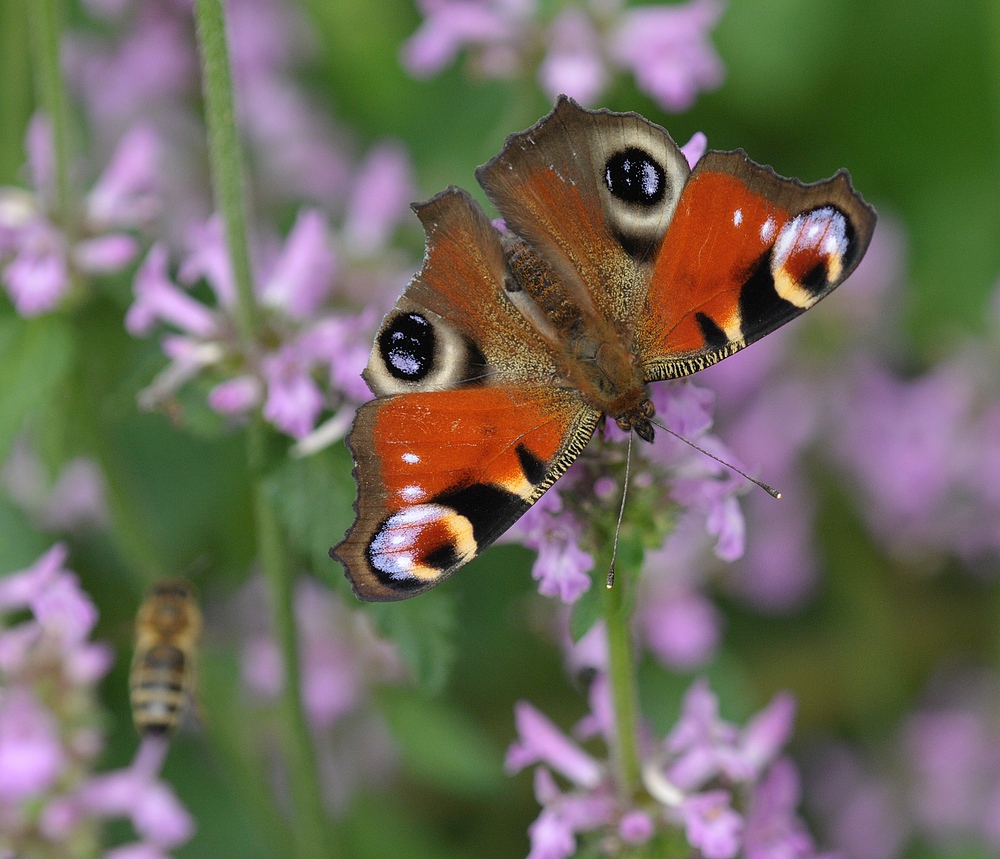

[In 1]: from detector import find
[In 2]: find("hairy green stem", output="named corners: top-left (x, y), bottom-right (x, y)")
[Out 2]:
top-left (192, 1), bottom-right (329, 856)
top-left (604, 567), bottom-right (642, 799)
top-left (27, 0), bottom-right (74, 230)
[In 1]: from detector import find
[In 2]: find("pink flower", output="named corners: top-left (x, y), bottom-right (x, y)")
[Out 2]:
top-left (610, 0), bottom-right (725, 112)
top-left (208, 375), bottom-right (262, 415)
top-left (681, 131), bottom-right (708, 168)
top-left (680, 790), bottom-right (744, 859)
top-left (0, 689), bottom-right (64, 800)
top-left (538, 8), bottom-right (608, 106)
top-left (127, 245), bottom-right (217, 337)
top-left (619, 809), bottom-right (655, 844)
top-left (744, 759), bottom-right (818, 859)
top-left (342, 142), bottom-right (418, 257)
top-left (506, 701), bottom-right (604, 787)
top-left (260, 341), bottom-right (325, 440)
top-left (258, 209), bottom-right (337, 320)
top-left (640, 587), bottom-right (721, 670)
top-left (401, 0), bottom-right (529, 77)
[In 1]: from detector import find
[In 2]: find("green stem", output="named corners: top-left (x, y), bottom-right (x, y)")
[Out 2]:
top-left (604, 567), bottom-right (642, 799)
top-left (27, 0), bottom-right (75, 230)
top-left (192, 2), bottom-right (329, 857)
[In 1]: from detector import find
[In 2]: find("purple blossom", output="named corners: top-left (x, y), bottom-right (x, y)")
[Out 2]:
top-left (258, 209), bottom-right (337, 319)
top-left (342, 142), bottom-right (419, 257)
top-left (401, 0), bottom-right (529, 78)
top-left (0, 689), bottom-right (65, 800)
top-left (260, 340), bottom-right (326, 440)
top-left (743, 759), bottom-right (819, 859)
top-left (610, 0), bottom-right (726, 112)
top-left (681, 131), bottom-right (709, 168)
top-left (639, 585), bottom-right (721, 670)
top-left (126, 245), bottom-right (217, 338)
top-left (207, 374), bottom-right (262, 415)
top-left (680, 790), bottom-right (744, 859)
top-left (538, 8), bottom-right (608, 106)
top-left (618, 809), bottom-right (654, 844)
top-left (509, 677), bottom-right (817, 859)
top-left (506, 701), bottom-right (603, 788)
top-left (505, 484), bottom-right (594, 604)
top-left (0, 116), bottom-right (158, 316)
top-left (0, 547), bottom-right (192, 857)
top-left (402, 0), bottom-right (726, 111)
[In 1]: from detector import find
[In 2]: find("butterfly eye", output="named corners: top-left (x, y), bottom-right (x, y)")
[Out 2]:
top-left (604, 148), bottom-right (666, 206)
top-left (379, 312), bottom-right (436, 382)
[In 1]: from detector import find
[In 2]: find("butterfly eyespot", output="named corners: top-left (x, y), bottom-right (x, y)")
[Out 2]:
top-left (379, 312), bottom-right (436, 381)
top-left (604, 148), bottom-right (666, 206)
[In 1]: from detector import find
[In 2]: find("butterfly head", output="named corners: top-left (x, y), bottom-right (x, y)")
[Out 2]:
top-left (614, 397), bottom-right (656, 443)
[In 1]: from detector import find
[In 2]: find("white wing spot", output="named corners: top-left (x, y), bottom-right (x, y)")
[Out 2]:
top-left (733, 208), bottom-right (743, 227)
top-left (402, 452), bottom-right (419, 464)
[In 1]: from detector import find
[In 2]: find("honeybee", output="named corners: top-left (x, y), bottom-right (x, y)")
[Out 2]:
top-left (130, 579), bottom-right (202, 735)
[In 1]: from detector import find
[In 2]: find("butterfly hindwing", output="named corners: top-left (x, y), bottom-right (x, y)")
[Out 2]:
top-left (336, 388), bottom-right (598, 600)
top-left (637, 150), bottom-right (877, 380)
top-left (334, 183), bottom-right (600, 600)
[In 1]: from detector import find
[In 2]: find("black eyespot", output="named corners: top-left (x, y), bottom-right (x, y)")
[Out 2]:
top-left (379, 313), bottom-right (436, 381)
top-left (604, 148), bottom-right (665, 206)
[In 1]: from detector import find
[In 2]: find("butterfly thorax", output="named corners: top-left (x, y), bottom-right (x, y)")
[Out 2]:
top-left (503, 234), bottom-right (654, 439)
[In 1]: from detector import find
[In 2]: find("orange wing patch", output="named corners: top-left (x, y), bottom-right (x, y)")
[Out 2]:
top-left (334, 386), bottom-right (598, 601)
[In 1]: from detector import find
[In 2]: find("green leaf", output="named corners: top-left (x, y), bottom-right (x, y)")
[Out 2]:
top-left (266, 442), bottom-right (357, 577)
top-left (0, 314), bottom-right (75, 465)
top-left (380, 689), bottom-right (504, 798)
top-left (366, 591), bottom-right (456, 695)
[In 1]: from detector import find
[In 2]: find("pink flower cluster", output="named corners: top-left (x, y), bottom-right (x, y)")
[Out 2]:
top-left (0, 117), bottom-right (158, 316)
top-left (0, 545), bottom-right (192, 857)
top-left (124, 207), bottom-right (387, 444)
top-left (403, 0), bottom-right (726, 112)
top-left (507, 670), bottom-right (820, 859)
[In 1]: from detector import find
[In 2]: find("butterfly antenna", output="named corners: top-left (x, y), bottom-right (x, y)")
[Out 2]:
top-left (650, 417), bottom-right (781, 499)
top-left (606, 431), bottom-right (634, 589)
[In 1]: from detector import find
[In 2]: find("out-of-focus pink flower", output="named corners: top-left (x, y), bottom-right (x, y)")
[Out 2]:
top-left (0, 689), bottom-right (65, 800)
top-left (207, 375), bottom-right (262, 415)
top-left (511, 678), bottom-right (817, 859)
top-left (0, 117), bottom-right (159, 316)
top-left (506, 701), bottom-right (604, 787)
top-left (743, 758), bottom-right (819, 859)
top-left (680, 131), bottom-right (708, 168)
top-left (538, 8), bottom-right (608, 106)
top-left (680, 790), bottom-right (744, 859)
top-left (640, 587), bottom-right (721, 670)
top-left (258, 209), bottom-right (337, 320)
top-left (126, 245), bottom-right (217, 338)
top-left (401, 0), bottom-right (530, 77)
top-left (260, 342), bottom-right (325, 440)
top-left (342, 143), bottom-right (418, 257)
top-left (610, 0), bottom-right (725, 112)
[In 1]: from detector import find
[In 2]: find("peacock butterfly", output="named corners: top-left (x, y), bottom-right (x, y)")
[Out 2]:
top-left (332, 96), bottom-right (876, 601)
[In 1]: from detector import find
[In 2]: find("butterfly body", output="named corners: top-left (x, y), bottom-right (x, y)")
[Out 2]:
top-left (333, 97), bottom-right (876, 602)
